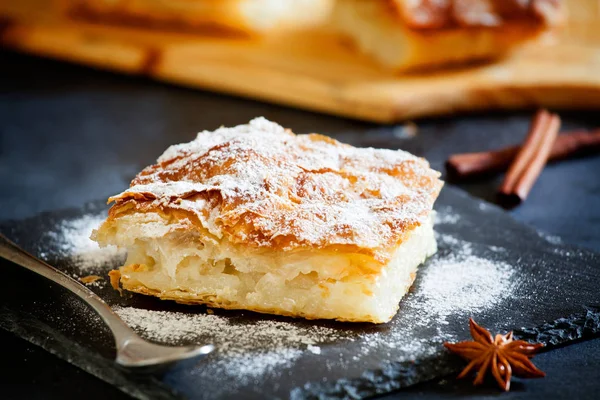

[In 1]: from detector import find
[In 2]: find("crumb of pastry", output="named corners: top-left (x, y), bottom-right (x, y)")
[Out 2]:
top-left (79, 275), bottom-right (103, 285)
top-left (108, 270), bottom-right (123, 295)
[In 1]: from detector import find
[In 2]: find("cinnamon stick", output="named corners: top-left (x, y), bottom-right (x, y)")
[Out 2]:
top-left (446, 129), bottom-right (600, 181)
top-left (497, 110), bottom-right (561, 208)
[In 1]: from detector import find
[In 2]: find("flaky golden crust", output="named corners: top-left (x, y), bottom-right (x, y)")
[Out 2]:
top-left (106, 118), bottom-right (442, 263)
top-left (389, 0), bottom-right (563, 30)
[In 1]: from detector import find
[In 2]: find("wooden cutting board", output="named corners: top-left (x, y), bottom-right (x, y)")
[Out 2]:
top-left (1, 0), bottom-right (599, 123)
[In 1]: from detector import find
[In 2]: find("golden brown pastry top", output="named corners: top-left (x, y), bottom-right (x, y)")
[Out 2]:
top-left (108, 118), bottom-right (442, 262)
top-left (390, 0), bottom-right (563, 29)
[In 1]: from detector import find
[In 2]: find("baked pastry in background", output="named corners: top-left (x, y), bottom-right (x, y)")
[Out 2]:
top-left (94, 118), bottom-right (443, 323)
top-left (332, 0), bottom-right (564, 70)
top-left (64, 0), bottom-right (334, 35)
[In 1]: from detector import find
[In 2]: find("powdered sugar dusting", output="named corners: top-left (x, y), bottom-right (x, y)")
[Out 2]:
top-left (114, 307), bottom-right (351, 385)
top-left (307, 345), bottom-right (322, 354)
top-left (108, 118), bottom-right (442, 258)
top-left (417, 252), bottom-right (515, 322)
top-left (42, 214), bottom-right (125, 274)
top-left (538, 230), bottom-right (563, 245)
top-left (435, 207), bottom-right (460, 225)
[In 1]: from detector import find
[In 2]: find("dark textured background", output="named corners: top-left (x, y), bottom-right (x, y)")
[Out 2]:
top-left (1, 50), bottom-right (599, 399)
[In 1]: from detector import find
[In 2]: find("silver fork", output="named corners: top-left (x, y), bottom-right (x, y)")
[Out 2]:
top-left (0, 233), bottom-right (214, 368)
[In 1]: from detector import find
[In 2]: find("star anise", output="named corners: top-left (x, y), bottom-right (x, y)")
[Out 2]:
top-left (444, 318), bottom-right (545, 391)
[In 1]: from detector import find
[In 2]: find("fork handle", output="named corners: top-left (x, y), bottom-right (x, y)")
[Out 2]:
top-left (0, 233), bottom-right (135, 343)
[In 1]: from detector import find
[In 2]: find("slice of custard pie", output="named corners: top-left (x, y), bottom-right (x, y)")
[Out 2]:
top-left (93, 118), bottom-right (443, 323)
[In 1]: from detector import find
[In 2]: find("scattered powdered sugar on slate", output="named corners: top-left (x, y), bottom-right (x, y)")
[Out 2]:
top-left (489, 245), bottom-right (506, 253)
top-left (435, 206), bottom-right (460, 225)
top-left (422, 235), bottom-right (515, 324)
top-left (416, 253), bottom-right (515, 322)
top-left (114, 307), bottom-right (352, 384)
top-left (307, 345), bottom-right (322, 355)
top-left (435, 232), bottom-right (462, 247)
top-left (114, 308), bottom-right (351, 349)
top-left (537, 230), bottom-right (563, 245)
top-left (41, 213), bottom-right (125, 274)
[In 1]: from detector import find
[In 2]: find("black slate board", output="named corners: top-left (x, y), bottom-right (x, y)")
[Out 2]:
top-left (1, 185), bottom-right (599, 400)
